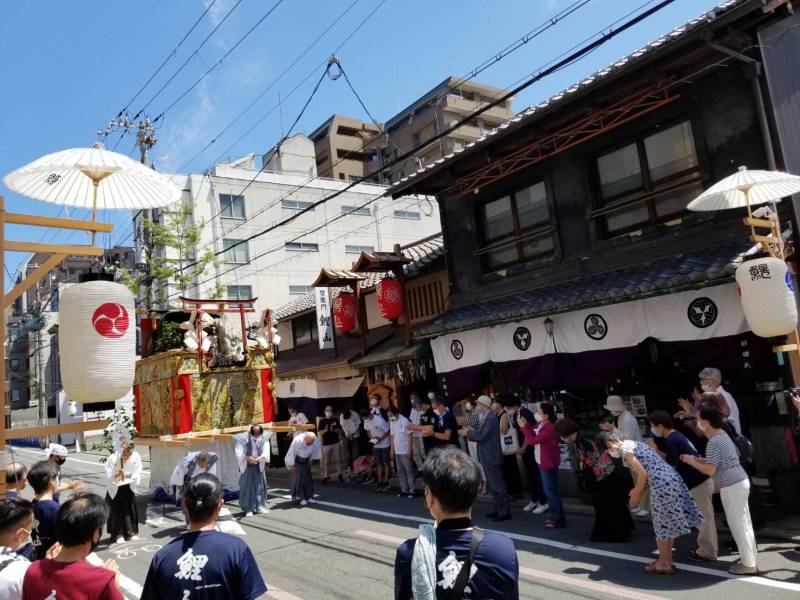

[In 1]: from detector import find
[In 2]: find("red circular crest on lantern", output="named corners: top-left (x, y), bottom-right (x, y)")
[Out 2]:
top-left (377, 278), bottom-right (404, 320)
top-left (333, 293), bottom-right (357, 332)
top-left (92, 303), bottom-right (130, 338)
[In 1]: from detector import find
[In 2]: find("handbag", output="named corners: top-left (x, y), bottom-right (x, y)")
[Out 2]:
top-left (500, 414), bottom-right (519, 456)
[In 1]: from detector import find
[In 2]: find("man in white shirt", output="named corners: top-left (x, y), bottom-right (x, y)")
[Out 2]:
top-left (387, 405), bottom-right (415, 498)
top-left (600, 395), bottom-right (648, 517)
top-left (0, 497), bottom-right (35, 600)
top-left (339, 408), bottom-right (361, 473)
top-left (288, 406), bottom-right (309, 438)
top-left (699, 367), bottom-right (741, 434)
top-left (233, 425), bottom-right (271, 517)
top-left (361, 409), bottom-right (391, 492)
top-left (599, 395), bottom-right (642, 442)
top-left (408, 394), bottom-right (428, 471)
top-left (170, 451), bottom-right (219, 522)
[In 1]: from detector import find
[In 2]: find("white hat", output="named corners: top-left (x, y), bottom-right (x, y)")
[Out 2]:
top-left (46, 443), bottom-right (68, 458)
top-left (603, 396), bottom-right (626, 412)
top-left (476, 395), bottom-right (492, 409)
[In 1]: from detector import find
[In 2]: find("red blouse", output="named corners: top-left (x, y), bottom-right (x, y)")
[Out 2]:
top-left (521, 421), bottom-right (561, 470)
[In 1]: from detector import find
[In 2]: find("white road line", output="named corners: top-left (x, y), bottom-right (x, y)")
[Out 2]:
top-left (353, 530), bottom-right (670, 600)
top-left (8, 447), bottom-right (152, 479)
top-left (306, 499), bottom-right (800, 593)
top-left (87, 552), bottom-right (144, 598)
top-left (266, 585), bottom-right (305, 600)
top-left (216, 507), bottom-right (246, 536)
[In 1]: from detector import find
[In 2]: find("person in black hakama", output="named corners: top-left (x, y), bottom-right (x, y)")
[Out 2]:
top-left (104, 444), bottom-right (144, 544)
top-left (284, 432), bottom-right (321, 506)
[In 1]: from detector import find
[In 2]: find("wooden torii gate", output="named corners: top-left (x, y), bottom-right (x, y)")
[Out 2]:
top-left (0, 195), bottom-right (113, 491)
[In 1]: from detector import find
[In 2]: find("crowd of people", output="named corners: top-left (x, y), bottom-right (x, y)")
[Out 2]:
top-left (0, 365), bottom-right (789, 599)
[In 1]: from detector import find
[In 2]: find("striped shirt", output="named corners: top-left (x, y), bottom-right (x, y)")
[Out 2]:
top-left (705, 432), bottom-right (747, 489)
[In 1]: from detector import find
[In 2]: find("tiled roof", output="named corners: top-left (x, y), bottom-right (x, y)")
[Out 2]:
top-left (389, 0), bottom-right (749, 194)
top-left (415, 239), bottom-right (758, 338)
top-left (273, 233), bottom-right (445, 321)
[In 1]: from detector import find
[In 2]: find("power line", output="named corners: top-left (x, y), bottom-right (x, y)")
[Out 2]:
top-left (203, 0), bottom-right (390, 169)
top-left (131, 0), bottom-right (245, 121)
top-left (177, 0), bottom-right (363, 173)
top-left (190, 0), bottom-right (595, 253)
top-left (151, 0), bottom-right (287, 124)
top-left (184, 0), bottom-right (681, 275)
top-left (115, 0), bottom-right (219, 119)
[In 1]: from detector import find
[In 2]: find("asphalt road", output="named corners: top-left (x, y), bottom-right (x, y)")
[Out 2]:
top-left (7, 445), bottom-right (800, 600)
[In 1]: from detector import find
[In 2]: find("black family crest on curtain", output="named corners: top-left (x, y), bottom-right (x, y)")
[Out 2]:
top-left (687, 297), bottom-right (718, 328)
top-left (450, 339), bottom-right (464, 360)
top-left (513, 327), bottom-right (532, 351)
top-left (584, 314), bottom-right (608, 340)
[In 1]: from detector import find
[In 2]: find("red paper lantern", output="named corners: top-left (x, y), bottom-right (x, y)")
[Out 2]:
top-left (377, 278), bottom-right (404, 320)
top-left (333, 292), bottom-right (358, 332)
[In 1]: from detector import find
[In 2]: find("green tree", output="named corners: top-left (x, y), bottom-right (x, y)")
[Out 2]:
top-left (120, 203), bottom-right (223, 313)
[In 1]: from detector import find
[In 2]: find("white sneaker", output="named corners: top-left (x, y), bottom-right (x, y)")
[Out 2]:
top-left (244, 511), bottom-right (254, 517)
top-left (300, 500), bottom-right (308, 507)
top-left (523, 502), bottom-right (539, 512)
top-left (532, 503), bottom-right (549, 515)
top-left (307, 498), bottom-right (317, 505)
top-left (636, 509), bottom-right (650, 517)
top-left (114, 536), bottom-right (125, 545)
top-left (256, 507), bottom-right (269, 514)
top-left (129, 535), bottom-right (141, 542)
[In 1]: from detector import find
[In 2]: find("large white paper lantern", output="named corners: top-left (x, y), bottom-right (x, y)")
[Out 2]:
top-left (735, 257), bottom-right (798, 337)
top-left (59, 280), bottom-right (136, 403)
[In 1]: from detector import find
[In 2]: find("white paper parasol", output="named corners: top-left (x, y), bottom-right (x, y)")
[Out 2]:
top-left (687, 166), bottom-right (800, 212)
top-left (3, 143), bottom-right (181, 217)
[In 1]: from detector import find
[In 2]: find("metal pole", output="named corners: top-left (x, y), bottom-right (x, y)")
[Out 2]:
top-left (36, 324), bottom-right (48, 448)
top-left (0, 196), bottom-right (7, 493)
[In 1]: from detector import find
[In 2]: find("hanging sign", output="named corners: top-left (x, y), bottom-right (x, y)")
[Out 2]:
top-left (314, 287), bottom-right (334, 350)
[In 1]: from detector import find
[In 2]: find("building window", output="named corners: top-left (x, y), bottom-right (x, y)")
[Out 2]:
top-left (413, 133), bottom-right (422, 147)
top-left (10, 389), bottom-right (20, 403)
top-left (345, 245), bottom-right (375, 254)
top-left (341, 205), bottom-right (370, 216)
top-left (222, 239), bottom-right (250, 264)
top-left (292, 312), bottom-right (318, 347)
top-left (477, 181), bottom-right (554, 272)
top-left (339, 173), bottom-right (346, 180)
top-left (349, 175), bottom-right (360, 182)
top-left (394, 209), bottom-right (420, 220)
top-left (289, 285), bottom-right (312, 295)
top-left (226, 285), bottom-right (252, 300)
top-left (281, 199), bottom-right (314, 211)
top-left (219, 194), bottom-right (245, 219)
top-left (9, 359), bottom-right (19, 371)
top-left (593, 120), bottom-right (703, 235)
top-left (285, 242), bottom-right (319, 252)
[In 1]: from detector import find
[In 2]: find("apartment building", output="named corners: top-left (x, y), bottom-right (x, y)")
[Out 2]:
top-left (145, 134), bottom-right (439, 315)
top-left (309, 115), bottom-right (381, 182)
top-left (309, 78), bottom-right (514, 187)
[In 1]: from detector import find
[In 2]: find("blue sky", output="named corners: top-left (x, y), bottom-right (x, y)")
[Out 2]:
top-left (0, 0), bottom-right (725, 289)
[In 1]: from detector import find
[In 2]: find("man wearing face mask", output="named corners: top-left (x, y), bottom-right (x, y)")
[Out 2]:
top-left (0, 498), bottom-right (37, 599)
top-left (22, 493), bottom-right (123, 600)
top-left (697, 367), bottom-right (741, 434)
top-left (408, 394), bottom-right (431, 470)
top-left (425, 396), bottom-right (459, 449)
top-left (288, 406), bottom-right (309, 438)
top-left (460, 395), bottom-right (511, 522)
top-left (46, 444), bottom-right (86, 502)
top-left (233, 425), bottom-right (271, 518)
top-left (318, 406), bottom-right (344, 484)
top-left (600, 396), bottom-right (647, 517)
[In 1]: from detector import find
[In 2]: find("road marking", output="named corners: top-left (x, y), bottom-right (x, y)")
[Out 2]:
top-left (9, 447), bottom-right (151, 479)
top-left (87, 552), bottom-right (144, 598)
top-left (216, 507), bottom-right (246, 536)
top-left (295, 497), bottom-right (800, 593)
top-left (266, 585), bottom-right (305, 600)
top-left (353, 530), bottom-right (670, 600)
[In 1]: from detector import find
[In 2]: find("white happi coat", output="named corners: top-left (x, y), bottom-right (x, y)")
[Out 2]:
top-left (284, 434), bottom-right (321, 467)
top-left (234, 432), bottom-right (272, 475)
top-left (105, 450), bottom-right (144, 499)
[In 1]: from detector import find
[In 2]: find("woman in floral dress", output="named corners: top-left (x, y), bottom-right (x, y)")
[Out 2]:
top-left (600, 432), bottom-right (703, 574)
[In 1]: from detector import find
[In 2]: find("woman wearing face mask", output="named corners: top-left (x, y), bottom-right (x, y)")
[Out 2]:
top-left (462, 399), bottom-right (482, 463)
top-left (497, 397), bottom-right (523, 500)
top-left (517, 402), bottom-right (565, 528)
top-left (600, 432), bottom-right (702, 574)
top-left (680, 407), bottom-right (759, 575)
top-left (555, 419), bottom-right (633, 542)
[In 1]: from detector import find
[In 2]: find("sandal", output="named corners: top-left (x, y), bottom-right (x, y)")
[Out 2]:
top-left (644, 561), bottom-right (676, 575)
top-left (544, 520), bottom-right (565, 529)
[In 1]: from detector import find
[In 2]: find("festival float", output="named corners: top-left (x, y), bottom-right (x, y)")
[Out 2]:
top-left (134, 297), bottom-right (310, 491)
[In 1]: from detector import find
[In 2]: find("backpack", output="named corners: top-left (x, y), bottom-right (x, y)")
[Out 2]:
top-left (731, 432), bottom-right (755, 468)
